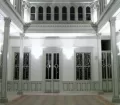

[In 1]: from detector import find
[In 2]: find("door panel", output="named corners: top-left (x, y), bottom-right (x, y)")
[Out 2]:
top-left (45, 52), bottom-right (60, 93)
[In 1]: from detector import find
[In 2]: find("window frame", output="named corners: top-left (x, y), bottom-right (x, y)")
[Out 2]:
top-left (74, 47), bottom-right (93, 81)
top-left (38, 6), bottom-right (43, 20)
top-left (30, 6), bottom-right (36, 20)
top-left (78, 6), bottom-right (83, 21)
top-left (62, 6), bottom-right (67, 21)
top-left (86, 6), bottom-right (91, 21)
top-left (46, 6), bottom-right (51, 21)
top-left (54, 6), bottom-right (59, 21)
top-left (70, 6), bottom-right (75, 21)
top-left (12, 47), bottom-right (31, 81)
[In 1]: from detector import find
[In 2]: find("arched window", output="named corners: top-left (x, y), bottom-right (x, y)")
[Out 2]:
top-left (86, 7), bottom-right (91, 21)
top-left (54, 6), bottom-right (59, 21)
top-left (62, 7), bottom-right (67, 21)
top-left (30, 7), bottom-right (35, 20)
top-left (46, 6), bottom-right (51, 20)
top-left (70, 7), bottom-right (75, 20)
top-left (78, 7), bottom-right (83, 21)
top-left (38, 7), bottom-right (43, 20)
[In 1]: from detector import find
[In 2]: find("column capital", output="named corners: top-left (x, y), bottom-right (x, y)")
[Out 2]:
top-left (4, 17), bottom-right (11, 27)
top-left (109, 17), bottom-right (116, 24)
top-left (20, 33), bottom-right (25, 37)
top-left (97, 33), bottom-right (101, 37)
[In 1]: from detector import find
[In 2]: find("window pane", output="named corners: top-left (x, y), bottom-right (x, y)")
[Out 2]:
top-left (70, 7), bottom-right (75, 20)
top-left (78, 14), bottom-right (83, 20)
top-left (70, 14), bottom-right (75, 20)
top-left (39, 7), bottom-right (43, 13)
top-left (47, 7), bottom-right (51, 13)
top-left (31, 7), bottom-right (35, 13)
top-left (78, 7), bottom-right (83, 13)
top-left (38, 14), bottom-right (43, 20)
top-left (70, 7), bottom-right (75, 13)
top-left (54, 7), bottom-right (59, 13)
top-left (86, 7), bottom-right (91, 13)
top-left (86, 14), bottom-right (91, 20)
top-left (54, 7), bottom-right (59, 21)
top-left (54, 14), bottom-right (59, 21)
top-left (62, 7), bottom-right (67, 13)
top-left (47, 14), bottom-right (51, 20)
top-left (31, 14), bottom-right (35, 20)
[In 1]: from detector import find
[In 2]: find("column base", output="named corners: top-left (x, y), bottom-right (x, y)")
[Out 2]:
top-left (98, 91), bottom-right (104, 95)
top-left (17, 91), bottom-right (23, 95)
top-left (0, 97), bottom-right (8, 103)
top-left (112, 97), bottom-right (120, 103)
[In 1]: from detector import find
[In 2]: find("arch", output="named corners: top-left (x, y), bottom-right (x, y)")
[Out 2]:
top-left (86, 7), bottom-right (91, 20)
top-left (30, 6), bottom-right (35, 20)
top-left (70, 6), bottom-right (75, 20)
top-left (62, 6), bottom-right (67, 20)
top-left (38, 6), bottom-right (43, 20)
top-left (46, 6), bottom-right (51, 20)
top-left (78, 6), bottom-right (83, 21)
top-left (54, 6), bottom-right (59, 21)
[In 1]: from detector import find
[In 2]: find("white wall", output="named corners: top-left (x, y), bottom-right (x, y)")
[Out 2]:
top-left (8, 37), bottom-right (99, 82)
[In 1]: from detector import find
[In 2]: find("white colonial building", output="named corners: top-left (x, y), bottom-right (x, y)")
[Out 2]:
top-left (0, 0), bottom-right (120, 104)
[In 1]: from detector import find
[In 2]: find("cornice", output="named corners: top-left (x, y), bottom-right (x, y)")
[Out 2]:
top-left (25, 22), bottom-right (96, 27)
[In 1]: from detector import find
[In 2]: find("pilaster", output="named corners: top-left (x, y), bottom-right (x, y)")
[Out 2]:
top-left (17, 33), bottom-right (24, 95)
top-left (109, 17), bottom-right (120, 103)
top-left (35, 6), bottom-right (38, 21)
top-left (67, 6), bottom-right (70, 21)
top-left (0, 17), bottom-right (11, 103)
top-left (43, 6), bottom-right (46, 21)
top-left (83, 6), bottom-right (86, 21)
top-left (59, 6), bottom-right (62, 21)
top-left (75, 7), bottom-right (78, 21)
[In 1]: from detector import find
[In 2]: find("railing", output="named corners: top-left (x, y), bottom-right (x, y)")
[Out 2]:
top-left (0, 80), bottom-right (114, 92)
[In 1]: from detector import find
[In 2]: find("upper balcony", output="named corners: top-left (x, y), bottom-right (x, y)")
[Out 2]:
top-left (24, 2), bottom-right (98, 24)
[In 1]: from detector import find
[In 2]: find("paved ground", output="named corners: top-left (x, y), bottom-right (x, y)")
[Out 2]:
top-left (5, 95), bottom-right (114, 105)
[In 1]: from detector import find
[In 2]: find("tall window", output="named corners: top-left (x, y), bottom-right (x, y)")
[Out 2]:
top-left (62, 7), bottom-right (67, 21)
top-left (78, 7), bottom-right (83, 21)
top-left (86, 7), bottom-right (91, 21)
top-left (70, 7), bottom-right (75, 20)
top-left (76, 53), bottom-right (91, 80)
top-left (14, 52), bottom-right (30, 80)
top-left (102, 40), bottom-right (112, 80)
top-left (30, 7), bottom-right (35, 20)
top-left (38, 7), bottom-right (43, 20)
top-left (54, 6), bottom-right (59, 21)
top-left (46, 6), bottom-right (51, 20)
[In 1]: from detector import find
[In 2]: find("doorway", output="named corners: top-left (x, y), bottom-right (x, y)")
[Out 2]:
top-left (44, 47), bottom-right (61, 93)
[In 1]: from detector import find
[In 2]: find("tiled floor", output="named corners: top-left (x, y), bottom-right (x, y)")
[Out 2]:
top-left (5, 95), bottom-right (114, 105)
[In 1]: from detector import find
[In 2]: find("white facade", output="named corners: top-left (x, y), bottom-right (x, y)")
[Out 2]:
top-left (0, 0), bottom-right (120, 103)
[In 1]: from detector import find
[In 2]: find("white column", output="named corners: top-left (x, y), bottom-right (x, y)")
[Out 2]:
top-left (110, 17), bottom-right (120, 103)
top-left (97, 33), bottom-right (104, 94)
top-left (17, 33), bottom-right (24, 95)
top-left (97, 1), bottom-right (100, 20)
top-left (0, 17), bottom-right (11, 103)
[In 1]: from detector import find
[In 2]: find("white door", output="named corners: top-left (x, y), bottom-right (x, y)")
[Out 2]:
top-left (44, 48), bottom-right (61, 93)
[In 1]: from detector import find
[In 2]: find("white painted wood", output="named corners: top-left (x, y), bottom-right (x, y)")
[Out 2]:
top-left (0, 17), bottom-right (11, 102)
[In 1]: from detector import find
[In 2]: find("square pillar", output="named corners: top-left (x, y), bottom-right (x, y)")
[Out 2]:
top-left (97, 33), bottom-right (104, 94)
top-left (0, 17), bottom-right (11, 103)
top-left (17, 33), bottom-right (24, 95)
top-left (110, 17), bottom-right (120, 103)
